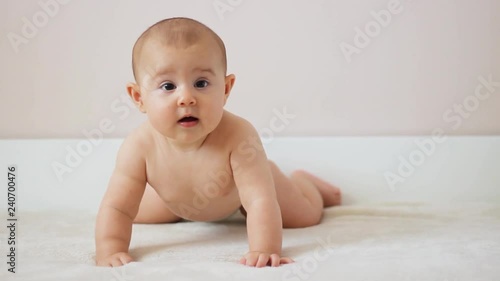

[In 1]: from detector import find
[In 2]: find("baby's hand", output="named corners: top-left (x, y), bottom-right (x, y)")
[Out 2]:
top-left (96, 252), bottom-right (133, 267)
top-left (239, 251), bottom-right (294, 267)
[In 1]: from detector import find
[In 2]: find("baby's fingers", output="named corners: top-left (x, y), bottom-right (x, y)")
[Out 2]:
top-left (110, 257), bottom-right (125, 267)
top-left (244, 254), bottom-right (259, 267)
top-left (119, 254), bottom-right (133, 265)
top-left (104, 253), bottom-right (133, 267)
top-left (270, 254), bottom-right (281, 267)
top-left (256, 253), bottom-right (270, 267)
top-left (280, 257), bottom-right (294, 264)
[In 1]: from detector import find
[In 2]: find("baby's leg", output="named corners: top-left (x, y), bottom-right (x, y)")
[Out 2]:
top-left (134, 184), bottom-right (182, 224)
top-left (292, 169), bottom-right (342, 207)
top-left (268, 161), bottom-right (341, 228)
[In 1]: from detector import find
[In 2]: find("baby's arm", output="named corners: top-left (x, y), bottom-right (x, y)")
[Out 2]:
top-left (230, 121), bottom-right (292, 267)
top-left (95, 135), bottom-right (147, 266)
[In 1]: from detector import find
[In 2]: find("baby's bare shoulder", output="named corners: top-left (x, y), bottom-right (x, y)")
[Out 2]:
top-left (216, 111), bottom-right (260, 145)
top-left (117, 122), bottom-right (153, 160)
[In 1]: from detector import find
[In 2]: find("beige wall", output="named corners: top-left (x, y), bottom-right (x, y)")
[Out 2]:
top-left (1, 0), bottom-right (499, 139)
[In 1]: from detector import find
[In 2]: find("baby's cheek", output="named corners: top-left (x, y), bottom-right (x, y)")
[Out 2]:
top-left (150, 103), bottom-right (173, 119)
top-left (148, 112), bottom-right (172, 133)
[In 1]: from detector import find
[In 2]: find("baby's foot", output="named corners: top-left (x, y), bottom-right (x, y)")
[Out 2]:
top-left (292, 170), bottom-right (342, 207)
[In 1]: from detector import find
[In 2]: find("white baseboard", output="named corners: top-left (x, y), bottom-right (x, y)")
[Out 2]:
top-left (1, 136), bottom-right (499, 212)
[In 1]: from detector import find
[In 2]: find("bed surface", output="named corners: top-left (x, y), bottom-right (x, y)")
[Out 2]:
top-left (1, 137), bottom-right (499, 280)
top-left (3, 202), bottom-right (499, 281)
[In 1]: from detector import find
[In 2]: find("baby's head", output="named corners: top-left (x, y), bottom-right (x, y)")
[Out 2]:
top-left (131, 17), bottom-right (228, 83)
top-left (127, 17), bottom-right (235, 145)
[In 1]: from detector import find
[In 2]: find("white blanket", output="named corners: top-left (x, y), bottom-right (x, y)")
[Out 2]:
top-left (2, 202), bottom-right (500, 281)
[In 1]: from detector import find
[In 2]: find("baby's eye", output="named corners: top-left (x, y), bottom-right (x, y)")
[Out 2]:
top-left (160, 82), bottom-right (176, 91)
top-left (194, 80), bottom-right (209, 89)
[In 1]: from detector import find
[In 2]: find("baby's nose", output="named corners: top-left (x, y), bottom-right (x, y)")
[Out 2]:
top-left (177, 90), bottom-right (196, 106)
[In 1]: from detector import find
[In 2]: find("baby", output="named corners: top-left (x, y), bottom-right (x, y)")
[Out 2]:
top-left (95, 17), bottom-right (341, 267)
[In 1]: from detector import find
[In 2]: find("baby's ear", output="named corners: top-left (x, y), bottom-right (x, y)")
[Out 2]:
top-left (223, 74), bottom-right (236, 103)
top-left (126, 82), bottom-right (146, 113)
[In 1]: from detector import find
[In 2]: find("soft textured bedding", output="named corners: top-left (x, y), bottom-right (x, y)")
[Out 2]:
top-left (2, 202), bottom-right (500, 281)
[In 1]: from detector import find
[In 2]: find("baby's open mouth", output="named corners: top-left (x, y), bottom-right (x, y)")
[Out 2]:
top-left (177, 116), bottom-right (199, 128)
top-left (178, 116), bottom-right (199, 123)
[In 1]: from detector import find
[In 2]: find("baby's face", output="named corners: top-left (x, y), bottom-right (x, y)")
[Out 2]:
top-left (135, 37), bottom-right (232, 144)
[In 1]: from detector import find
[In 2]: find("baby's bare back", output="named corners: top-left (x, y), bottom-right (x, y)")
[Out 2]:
top-left (140, 111), bottom-right (250, 221)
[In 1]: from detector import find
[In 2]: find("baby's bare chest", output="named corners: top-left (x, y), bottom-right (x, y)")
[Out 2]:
top-left (146, 151), bottom-right (236, 202)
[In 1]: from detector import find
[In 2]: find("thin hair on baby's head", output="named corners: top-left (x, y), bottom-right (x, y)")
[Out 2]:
top-left (131, 17), bottom-right (227, 82)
